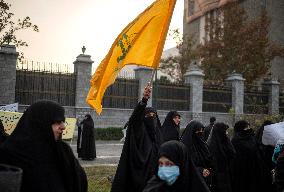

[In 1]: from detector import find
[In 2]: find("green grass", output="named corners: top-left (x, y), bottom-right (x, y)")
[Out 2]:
top-left (84, 166), bottom-right (117, 192)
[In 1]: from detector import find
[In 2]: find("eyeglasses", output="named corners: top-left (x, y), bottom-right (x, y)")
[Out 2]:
top-left (53, 121), bottom-right (68, 127)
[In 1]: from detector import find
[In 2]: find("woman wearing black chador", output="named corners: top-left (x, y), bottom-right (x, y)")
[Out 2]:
top-left (143, 140), bottom-right (211, 192)
top-left (180, 120), bottom-right (216, 191)
top-left (161, 111), bottom-right (181, 143)
top-left (78, 114), bottom-right (96, 160)
top-left (0, 100), bottom-right (87, 192)
top-left (230, 120), bottom-right (270, 192)
top-left (111, 84), bottom-right (163, 192)
top-left (207, 122), bottom-right (236, 192)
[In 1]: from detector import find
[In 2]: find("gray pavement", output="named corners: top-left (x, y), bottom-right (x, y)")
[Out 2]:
top-left (70, 140), bottom-right (123, 167)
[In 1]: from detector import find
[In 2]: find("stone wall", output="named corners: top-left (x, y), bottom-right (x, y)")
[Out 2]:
top-left (1, 45), bottom-right (281, 135)
top-left (17, 104), bottom-right (248, 129)
top-left (0, 45), bottom-right (18, 105)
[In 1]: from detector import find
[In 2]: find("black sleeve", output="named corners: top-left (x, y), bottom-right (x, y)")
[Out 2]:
top-left (142, 175), bottom-right (166, 192)
top-left (128, 98), bottom-right (148, 132)
top-left (60, 142), bottom-right (88, 192)
top-left (275, 154), bottom-right (284, 189)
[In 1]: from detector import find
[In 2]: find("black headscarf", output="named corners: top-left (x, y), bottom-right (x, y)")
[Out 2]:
top-left (231, 120), bottom-right (255, 154)
top-left (0, 119), bottom-right (8, 144)
top-left (207, 122), bottom-right (236, 162)
top-left (231, 120), bottom-right (270, 192)
top-left (111, 100), bottom-right (163, 192)
top-left (233, 120), bottom-right (252, 134)
top-left (161, 111), bottom-right (180, 142)
top-left (207, 122), bottom-right (236, 192)
top-left (144, 107), bottom-right (163, 143)
top-left (79, 114), bottom-right (96, 160)
top-left (0, 100), bottom-right (87, 192)
top-left (180, 121), bottom-right (213, 168)
top-left (180, 121), bottom-right (215, 190)
top-left (158, 141), bottom-right (193, 192)
top-left (81, 114), bottom-right (94, 127)
top-left (143, 140), bottom-right (211, 192)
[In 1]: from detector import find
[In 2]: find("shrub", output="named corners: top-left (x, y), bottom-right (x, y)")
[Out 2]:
top-left (95, 127), bottom-right (123, 140)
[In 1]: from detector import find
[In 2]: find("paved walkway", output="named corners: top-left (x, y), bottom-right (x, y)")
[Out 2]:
top-left (70, 140), bottom-right (123, 167)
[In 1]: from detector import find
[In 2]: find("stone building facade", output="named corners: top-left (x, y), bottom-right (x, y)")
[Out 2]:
top-left (183, 0), bottom-right (284, 86)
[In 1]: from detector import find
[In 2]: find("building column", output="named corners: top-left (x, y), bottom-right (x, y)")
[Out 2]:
top-left (73, 53), bottom-right (94, 108)
top-left (226, 73), bottom-right (245, 114)
top-left (134, 67), bottom-right (153, 106)
top-left (184, 63), bottom-right (204, 118)
top-left (0, 45), bottom-right (19, 105)
top-left (263, 79), bottom-right (280, 114)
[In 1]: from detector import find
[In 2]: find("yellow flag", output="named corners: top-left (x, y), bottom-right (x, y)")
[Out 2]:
top-left (86, 0), bottom-right (177, 114)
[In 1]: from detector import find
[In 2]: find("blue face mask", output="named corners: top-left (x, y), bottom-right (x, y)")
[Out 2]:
top-left (158, 166), bottom-right (180, 186)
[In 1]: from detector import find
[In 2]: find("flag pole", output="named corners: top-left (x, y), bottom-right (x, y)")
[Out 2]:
top-left (149, 68), bottom-right (157, 86)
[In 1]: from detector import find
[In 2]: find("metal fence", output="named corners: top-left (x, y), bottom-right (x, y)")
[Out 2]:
top-left (244, 85), bottom-right (269, 114)
top-left (152, 81), bottom-right (190, 111)
top-left (102, 78), bottom-right (139, 109)
top-left (203, 85), bottom-right (232, 113)
top-left (280, 93), bottom-right (284, 114)
top-left (13, 60), bottom-right (277, 115)
top-left (15, 61), bottom-right (76, 106)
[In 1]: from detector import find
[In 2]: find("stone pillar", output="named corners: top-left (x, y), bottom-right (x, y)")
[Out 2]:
top-left (263, 79), bottom-right (280, 114)
top-left (73, 54), bottom-right (93, 108)
top-left (0, 45), bottom-right (18, 105)
top-left (134, 67), bottom-right (153, 106)
top-left (226, 73), bottom-right (245, 114)
top-left (184, 63), bottom-right (204, 115)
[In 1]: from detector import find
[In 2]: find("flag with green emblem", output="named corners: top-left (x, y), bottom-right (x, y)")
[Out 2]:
top-left (86, 0), bottom-right (176, 114)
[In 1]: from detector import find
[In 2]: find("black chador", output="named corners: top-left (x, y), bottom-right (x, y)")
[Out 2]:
top-left (0, 119), bottom-right (8, 145)
top-left (143, 140), bottom-right (211, 192)
top-left (0, 100), bottom-right (87, 192)
top-left (230, 120), bottom-right (270, 192)
top-left (255, 120), bottom-right (276, 191)
top-left (180, 120), bottom-right (216, 191)
top-left (255, 120), bottom-right (275, 169)
top-left (207, 122), bottom-right (236, 192)
top-left (78, 114), bottom-right (96, 160)
top-left (111, 98), bottom-right (163, 192)
top-left (161, 111), bottom-right (180, 142)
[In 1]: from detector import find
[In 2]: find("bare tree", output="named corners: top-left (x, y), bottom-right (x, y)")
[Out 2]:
top-left (0, 0), bottom-right (39, 59)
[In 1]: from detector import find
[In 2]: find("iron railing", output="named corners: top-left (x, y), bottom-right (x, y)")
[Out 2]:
top-left (15, 60), bottom-right (76, 106)
top-left (152, 81), bottom-right (190, 111)
top-left (203, 85), bottom-right (232, 113)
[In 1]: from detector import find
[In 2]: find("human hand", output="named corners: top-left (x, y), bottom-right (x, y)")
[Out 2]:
top-left (202, 169), bottom-right (210, 177)
top-left (143, 83), bottom-right (152, 100)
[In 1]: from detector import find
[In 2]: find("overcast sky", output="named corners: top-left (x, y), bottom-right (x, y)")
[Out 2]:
top-left (8, 0), bottom-right (183, 69)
